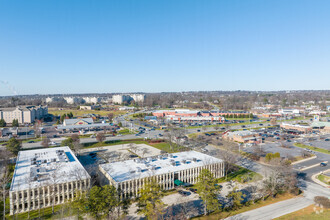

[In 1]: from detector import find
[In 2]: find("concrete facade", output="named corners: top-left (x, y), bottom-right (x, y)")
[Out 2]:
top-left (99, 151), bottom-right (224, 199)
top-left (0, 105), bottom-right (48, 124)
top-left (9, 147), bottom-right (91, 215)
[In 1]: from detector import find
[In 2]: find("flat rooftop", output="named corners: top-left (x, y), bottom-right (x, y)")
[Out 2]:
top-left (10, 146), bottom-right (90, 192)
top-left (99, 151), bottom-right (223, 183)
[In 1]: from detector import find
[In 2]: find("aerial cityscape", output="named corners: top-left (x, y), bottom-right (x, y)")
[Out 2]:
top-left (1, 1), bottom-right (330, 220)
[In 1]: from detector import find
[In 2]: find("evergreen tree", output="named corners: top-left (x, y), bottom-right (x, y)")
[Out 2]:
top-left (196, 169), bottom-right (221, 215)
top-left (0, 119), bottom-right (6, 127)
top-left (136, 180), bottom-right (165, 219)
top-left (12, 119), bottom-right (19, 127)
top-left (6, 137), bottom-right (21, 155)
top-left (226, 187), bottom-right (245, 210)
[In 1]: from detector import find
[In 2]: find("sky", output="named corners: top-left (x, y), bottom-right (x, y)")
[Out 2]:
top-left (1, 0), bottom-right (330, 96)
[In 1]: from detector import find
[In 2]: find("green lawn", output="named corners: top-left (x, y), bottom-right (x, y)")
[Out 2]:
top-left (5, 203), bottom-right (77, 220)
top-left (217, 165), bottom-right (262, 184)
top-left (149, 142), bottom-right (189, 153)
top-left (82, 139), bottom-right (148, 148)
top-left (293, 143), bottom-right (330, 155)
top-left (118, 128), bottom-right (135, 135)
top-left (317, 174), bottom-right (330, 185)
top-left (48, 108), bottom-right (127, 117)
top-left (275, 205), bottom-right (330, 220)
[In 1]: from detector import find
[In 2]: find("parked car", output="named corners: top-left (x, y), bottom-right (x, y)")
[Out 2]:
top-left (320, 162), bottom-right (327, 167)
top-left (188, 188), bottom-right (197, 193)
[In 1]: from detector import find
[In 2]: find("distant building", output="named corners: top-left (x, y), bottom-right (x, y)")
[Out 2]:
top-left (112, 94), bottom-right (145, 104)
top-left (99, 151), bottom-right (224, 199)
top-left (112, 95), bottom-right (132, 104)
top-left (64, 97), bottom-right (82, 104)
top-left (79, 105), bottom-right (101, 110)
top-left (9, 147), bottom-right (91, 215)
top-left (280, 123), bottom-right (311, 133)
top-left (118, 106), bottom-right (135, 111)
top-left (279, 108), bottom-right (301, 116)
top-left (165, 115), bottom-right (224, 122)
top-left (130, 94), bottom-right (145, 103)
top-left (223, 130), bottom-right (261, 143)
top-left (82, 97), bottom-right (100, 104)
top-left (63, 118), bottom-right (94, 126)
top-left (0, 105), bottom-right (48, 124)
top-left (308, 110), bottom-right (327, 116)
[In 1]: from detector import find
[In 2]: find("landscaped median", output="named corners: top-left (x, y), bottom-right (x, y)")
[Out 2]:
top-left (293, 143), bottom-right (330, 155)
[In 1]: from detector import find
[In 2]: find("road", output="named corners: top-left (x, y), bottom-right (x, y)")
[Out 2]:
top-left (20, 122), bottom-right (282, 149)
top-left (225, 180), bottom-right (330, 220)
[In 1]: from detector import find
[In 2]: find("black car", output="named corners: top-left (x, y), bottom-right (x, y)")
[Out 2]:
top-left (189, 188), bottom-right (197, 193)
top-left (178, 190), bottom-right (190, 196)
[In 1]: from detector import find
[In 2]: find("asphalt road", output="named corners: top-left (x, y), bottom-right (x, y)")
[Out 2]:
top-left (226, 180), bottom-right (330, 220)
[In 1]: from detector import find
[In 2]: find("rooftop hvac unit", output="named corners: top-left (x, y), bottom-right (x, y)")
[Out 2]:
top-left (130, 170), bottom-right (136, 174)
top-left (193, 158), bottom-right (197, 162)
top-left (158, 155), bottom-right (162, 159)
top-left (151, 165), bottom-right (156, 170)
top-left (169, 154), bottom-right (174, 158)
top-left (181, 159), bottom-right (186, 164)
top-left (137, 167), bottom-right (141, 172)
top-left (171, 161), bottom-right (176, 166)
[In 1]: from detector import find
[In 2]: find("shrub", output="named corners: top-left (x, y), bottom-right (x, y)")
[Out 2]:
top-left (314, 196), bottom-right (330, 208)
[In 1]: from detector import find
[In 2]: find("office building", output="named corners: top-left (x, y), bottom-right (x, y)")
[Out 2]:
top-left (9, 147), bottom-right (91, 215)
top-left (99, 151), bottom-right (224, 199)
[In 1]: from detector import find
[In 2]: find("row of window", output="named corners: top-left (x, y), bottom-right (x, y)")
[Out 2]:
top-left (12, 181), bottom-right (87, 200)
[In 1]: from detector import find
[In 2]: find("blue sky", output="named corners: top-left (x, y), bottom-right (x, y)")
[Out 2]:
top-left (1, 0), bottom-right (330, 96)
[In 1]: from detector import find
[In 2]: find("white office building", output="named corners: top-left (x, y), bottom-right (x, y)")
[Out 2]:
top-left (9, 147), bottom-right (91, 215)
top-left (99, 151), bottom-right (224, 199)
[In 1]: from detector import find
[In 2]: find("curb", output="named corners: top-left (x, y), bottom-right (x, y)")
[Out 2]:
top-left (292, 156), bottom-right (317, 165)
top-left (311, 169), bottom-right (330, 188)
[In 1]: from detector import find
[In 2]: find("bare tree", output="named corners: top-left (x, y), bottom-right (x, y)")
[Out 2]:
top-left (218, 149), bottom-right (238, 180)
top-left (41, 136), bottom-right (50, 148)
top-left (0, 149), bottom-right (12, 219)
top-left (96, 133), bottom-right (105, 143)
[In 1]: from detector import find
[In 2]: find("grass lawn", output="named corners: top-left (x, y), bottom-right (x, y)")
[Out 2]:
top-left (193, 193), bottom-right (298, 220)
top-left (5, 203), bottom-right (78, 220)
top-left (217, 165), bottom-right (262, 184)
top-left (82, 139), bottom-right (148, 148)
top-left (118, 128), bottom-right (135, 135)
top-left (275, 205), bottom-right (330, 220)
top-left (293, 143), bottom-right (330, 155)
top-left (317, 174), bottom-right (330, 185)
top-left (48, 108), bottom-right (127, 117)
top-left (149, 142), bottom-right (189, 153)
